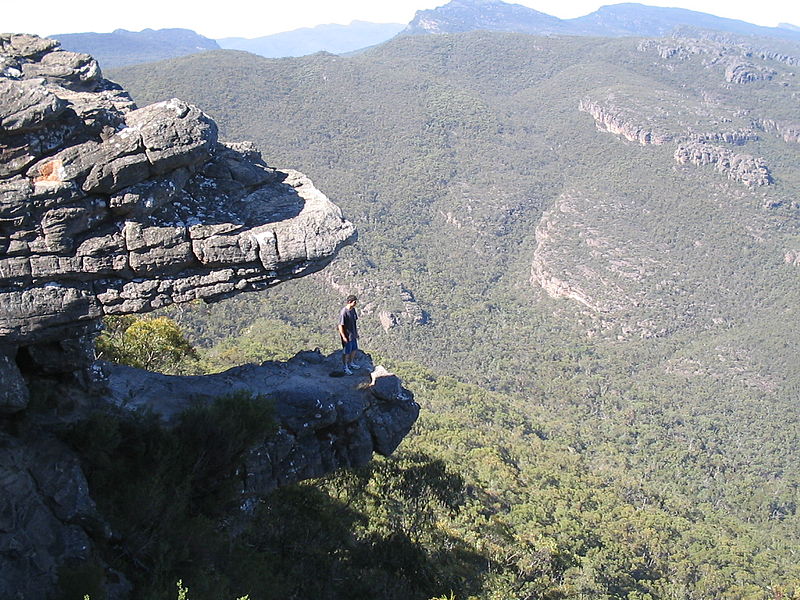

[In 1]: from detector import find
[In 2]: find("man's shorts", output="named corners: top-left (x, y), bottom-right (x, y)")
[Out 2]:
top-left (342, 339), bottom-right (358, 354)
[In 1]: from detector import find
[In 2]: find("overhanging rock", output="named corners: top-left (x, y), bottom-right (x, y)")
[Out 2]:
top-left (0, 34), bottom-right (356, 348)
top-left (0, 34), bottom-right (418, 600)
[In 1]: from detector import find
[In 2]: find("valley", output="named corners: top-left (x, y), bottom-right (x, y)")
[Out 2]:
top-left (105, 27), bottom-right (800, 598)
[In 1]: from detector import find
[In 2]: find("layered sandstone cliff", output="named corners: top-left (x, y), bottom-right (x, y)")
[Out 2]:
top-left (0, 34), bottom-right (418, 599)
top-left (0, 34), bottom-right (356, 350)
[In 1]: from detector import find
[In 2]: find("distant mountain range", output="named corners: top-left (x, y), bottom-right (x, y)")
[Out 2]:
top-left (51, 0), bottom-right (800, 68)
top-left (51, 28), bottom-right (219, 68)
top-left (402, 0), bottom-right (800, 40)
top-left (218, 21), bottom-right (405, 58)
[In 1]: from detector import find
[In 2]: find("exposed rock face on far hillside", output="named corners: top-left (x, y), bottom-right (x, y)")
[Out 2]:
top-left (0, 34), bottom-right (416, 600)
top-left (531, 191), bottom-right (696, 339)
top-left (579, 98), bottom-right (676, 145)
top-left (579, 35), bottom-right (800, 188)
top-left (674, 141), bottom-right (771, 186)
top-left (754, 118), bottom-right (800, 144)
top-left (579, 93), bottom-right (772, 187)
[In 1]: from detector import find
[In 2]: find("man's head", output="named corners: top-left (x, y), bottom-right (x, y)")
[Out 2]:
top-left (346, 294), bottom-right (358, 306)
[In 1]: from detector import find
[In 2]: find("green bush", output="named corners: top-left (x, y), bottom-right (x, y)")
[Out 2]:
top-left (62, 391), bottom-right (274, 599)
top-left (96, 315), bottom-right (198, 374)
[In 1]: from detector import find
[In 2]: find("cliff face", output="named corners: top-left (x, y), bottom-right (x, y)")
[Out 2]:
top-left (573, 35), bottom-right (800, 189)
top-left (0, 34), bottom-right (418, 599)
top-left (0, 33), bottom-right (357, 402)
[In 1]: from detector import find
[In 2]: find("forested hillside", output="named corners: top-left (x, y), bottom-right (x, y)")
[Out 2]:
top-left (108, 30), bottom-right (800, 599)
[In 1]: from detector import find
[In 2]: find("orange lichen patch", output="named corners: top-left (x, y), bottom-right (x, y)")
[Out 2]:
top-left (34, 159), bottom-right (63, 183)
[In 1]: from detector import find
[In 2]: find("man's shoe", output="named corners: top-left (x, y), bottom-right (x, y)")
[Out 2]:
top-left (343, 366), bottom-right (353, 375)
top-left (349, 363), bottom-right (361, 370)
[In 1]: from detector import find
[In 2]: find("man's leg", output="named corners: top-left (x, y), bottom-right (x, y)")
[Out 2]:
top-left (343, 340), bottom-right (357, 374)
top-left (348, 340), bottom-right (360, 369)
top-left (342, 342), bottom-right (351, 373)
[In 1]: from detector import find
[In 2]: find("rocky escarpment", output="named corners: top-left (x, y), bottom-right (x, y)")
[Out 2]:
top-left (579, 96), bottom-right (772, 187)
top-left (1, 34), bottom-right (418, 599)
top-left (673, 141), bottom-right (771, 186)
top-left (579, 98), bottom-right (677, 146)
top-left (581, 36), bottom-right (800, 188)
top-left (530, 190), bottom-right (703, 339)
top-left (531, 191), bottom-right (656, 316)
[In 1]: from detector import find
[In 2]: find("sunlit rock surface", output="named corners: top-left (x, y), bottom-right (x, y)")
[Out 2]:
top-left (0, 35), bottom-right (417, 600)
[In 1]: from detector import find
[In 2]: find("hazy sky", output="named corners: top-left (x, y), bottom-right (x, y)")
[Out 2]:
top-left (6, 0), bottom-right (800, 40)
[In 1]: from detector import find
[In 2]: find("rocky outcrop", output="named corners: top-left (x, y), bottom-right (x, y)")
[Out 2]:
top-left (753, 118), bottom-right (800, 144)
top-left (530, 191), bottom-right (700, 339)
top-left (674, 141), bottom-right (772, 186)
top-left (724, 61), bottom-right (776, 83)
top-left (1, 34), bottom-right (355, 350)
top-left (580, 97), bottom-right (764, 151)
top-left (2, 350), bottom-right (418, 600)
top-left (579, 98), bottom-right (675, 145)
top-left (104, 351), bottom-right (419, 494)
top-left (0, 35), bottom-right (418, 600)
top-left (637, 37), bottom-right (728, 62)
top-left (689, 129), bottom-right (759, 146)
top-left (532, 193), bottom-right (622, 315)
top-left (754, 49), bottom-right (800, 67)
top-left (580, 95), bottom-right (773, 187)
top-left (784, 249), bottom-right (800, 266)
top-left (625, 36), bottom-right (800, 187)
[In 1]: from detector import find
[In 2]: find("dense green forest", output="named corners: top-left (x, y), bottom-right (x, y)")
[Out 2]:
top-left (98, 30), bottom-right (800, 599)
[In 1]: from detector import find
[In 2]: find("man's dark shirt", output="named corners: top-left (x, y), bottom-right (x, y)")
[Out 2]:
top-left (338, 305), bottom-right (358, 339)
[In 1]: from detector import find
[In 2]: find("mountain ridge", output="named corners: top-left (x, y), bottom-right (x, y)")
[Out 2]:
top-left (218, 20), bottom-right (405, 58)
top-left (403, 0), bottom-right (800, 41)
top-left (50, 27), bottom-right (219, 68)
top-left (47, 2), bottom-right (800, 67)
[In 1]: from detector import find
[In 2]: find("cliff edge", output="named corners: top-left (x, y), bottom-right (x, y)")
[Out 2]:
top-left (0, 34), bottom-right (418, 599)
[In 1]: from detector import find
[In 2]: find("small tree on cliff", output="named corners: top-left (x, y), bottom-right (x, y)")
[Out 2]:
top-left (96, 315), bottom-right (197, 374)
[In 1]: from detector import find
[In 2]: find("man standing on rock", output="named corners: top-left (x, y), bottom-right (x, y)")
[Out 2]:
top-left (338, 295), bottom-right (360, 375)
